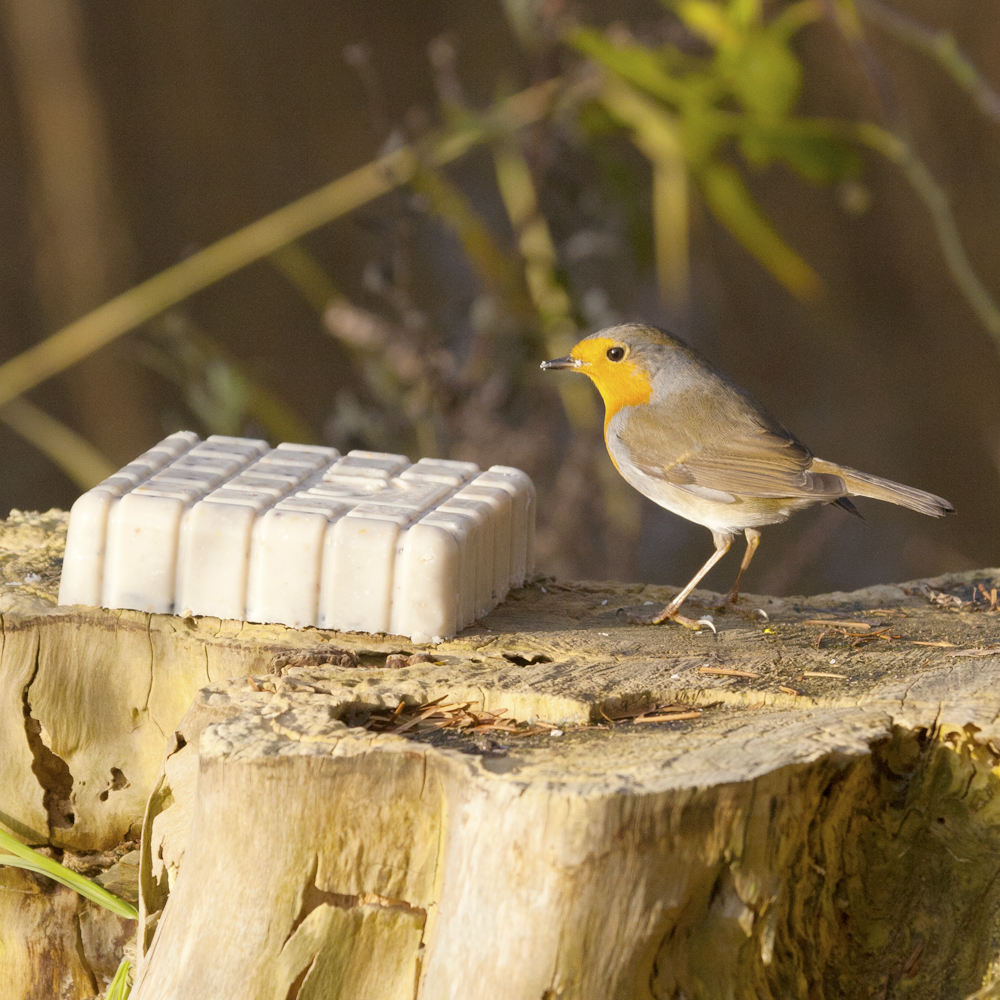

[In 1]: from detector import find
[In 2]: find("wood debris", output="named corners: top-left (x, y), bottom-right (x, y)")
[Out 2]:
top-left (804, 619), bottom-right (898, 649)
top-left (384, 652), bottom-right (436, 669)
top-left (697, 666), bottom-right (760, 678)
top-left (802, 619), bottom-right (877, 630)
top-left (945, 646), bottom-right (1000, 658)
top-left (976, 584), bottom-right (1000, 611)
top-left (801, 670), bottom-right (847, 679)
top-left (631, 710), bottom-right (702, 723)
top-left (359, 697), bottom-right (547, 737)
top-left (274, 648), bottom-right (360, 672)
top-left (778, 686), bottom-right (799, 696)
top-left (601, 704), bottom-right (703, 725)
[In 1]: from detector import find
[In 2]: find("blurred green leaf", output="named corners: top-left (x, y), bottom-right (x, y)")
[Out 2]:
top-left (569, 27), bottom-right (706, 109)
top-left (726, 29), bottom-right (802, 119)
top-left (728, 0), bottom-right (762, 29)
top-left (738, 118), bottom-right (861, 182)
top-left (698, 159), bottom-right (821, 299)
top-left (675, 0), bottom-right (739, 46)
top-left (770, 0), bottom-right (824, 39)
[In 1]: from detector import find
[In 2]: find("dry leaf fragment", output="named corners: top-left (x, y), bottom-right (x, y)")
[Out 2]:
top-left (911, 640), bottom-right (958, 648)
top-left (802, 671), bottom-right (847, 679)
top-left (778, 685), bottom-right (799, 696)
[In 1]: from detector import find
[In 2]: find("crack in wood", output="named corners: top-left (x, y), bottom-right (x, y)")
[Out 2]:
top-left (20, 637), bottom-right (75, 832)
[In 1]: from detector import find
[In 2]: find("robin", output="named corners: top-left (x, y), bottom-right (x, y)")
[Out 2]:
top-left (541, 323), bottom-right (954, 629)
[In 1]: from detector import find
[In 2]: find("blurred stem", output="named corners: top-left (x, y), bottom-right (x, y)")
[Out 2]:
top-left (268, 243), bottom-right (339, 313)
top-left (857, 123), bottom-right (1000, 340)
top-left (0, 397), bottom-right (116, 488)
top-left (698, 160), bottom-right (822, 300)
top-left (857, 0), bottom-right (1000, 125)
top-left (491, 138), bottom-right (598, 432)
top-left (597, 77), bottom-right (690, 314)
top-left (0, 79), bottom-right (561, 408)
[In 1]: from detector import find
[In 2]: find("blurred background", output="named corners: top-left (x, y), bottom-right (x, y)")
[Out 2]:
top-left (0, 0), bottom-right (997, 598)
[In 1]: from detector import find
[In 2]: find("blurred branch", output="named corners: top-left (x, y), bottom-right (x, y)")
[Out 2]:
top-left (857, 123), bottom-right (1000, 340)
top-left (0, 397), bottom-right (115, 488)
top-left (491, 135), bottom-right (641, 561)
top-left (0, 78), bottom-right (561, 408)
top-left (857, 0), bottom-right (1000, 125)
top-left (823, 3), bottom-right (1000, 342)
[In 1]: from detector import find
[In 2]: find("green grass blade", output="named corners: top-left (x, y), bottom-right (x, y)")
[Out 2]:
top-left (0, 829), bottom-right (139, 920)
top-left (105, 957), bottom-right (132, 1000)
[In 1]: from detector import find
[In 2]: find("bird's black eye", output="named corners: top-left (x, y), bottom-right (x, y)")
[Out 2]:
top-left (606, 346), bottom-right (625, 362)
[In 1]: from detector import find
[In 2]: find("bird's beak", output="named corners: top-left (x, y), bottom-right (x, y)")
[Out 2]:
top-left (540, 356), bottom-right (580, 370)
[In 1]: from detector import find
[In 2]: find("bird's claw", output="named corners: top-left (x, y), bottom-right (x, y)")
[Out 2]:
top-left (673, 613), bottom-right (716, 633)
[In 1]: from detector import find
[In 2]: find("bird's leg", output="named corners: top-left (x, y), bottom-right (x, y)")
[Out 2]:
top-left (722, 528), bottom-right (761, 608)
top-left (630, 531), bottom-right (733, 629)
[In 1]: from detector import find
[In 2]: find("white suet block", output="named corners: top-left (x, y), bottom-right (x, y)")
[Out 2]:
top-left (58, 435), bottom-right (536, 643)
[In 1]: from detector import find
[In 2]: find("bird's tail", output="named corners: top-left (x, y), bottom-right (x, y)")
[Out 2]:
top-left (811, 459), bottom-right (954, 517)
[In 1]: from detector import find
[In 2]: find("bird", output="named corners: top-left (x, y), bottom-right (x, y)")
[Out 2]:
top-left (540, 323), bottom-right (954, 630)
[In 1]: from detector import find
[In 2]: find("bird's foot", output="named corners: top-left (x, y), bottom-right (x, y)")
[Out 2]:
top-left (619, 605), bottom-right (717, 632)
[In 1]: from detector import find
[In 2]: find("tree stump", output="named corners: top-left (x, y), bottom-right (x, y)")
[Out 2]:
top-left (2, 510), bottom-right (1000, 998)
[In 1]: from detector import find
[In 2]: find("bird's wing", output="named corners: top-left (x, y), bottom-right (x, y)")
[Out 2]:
top-left (615, 394), bottom-right (846, 500)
